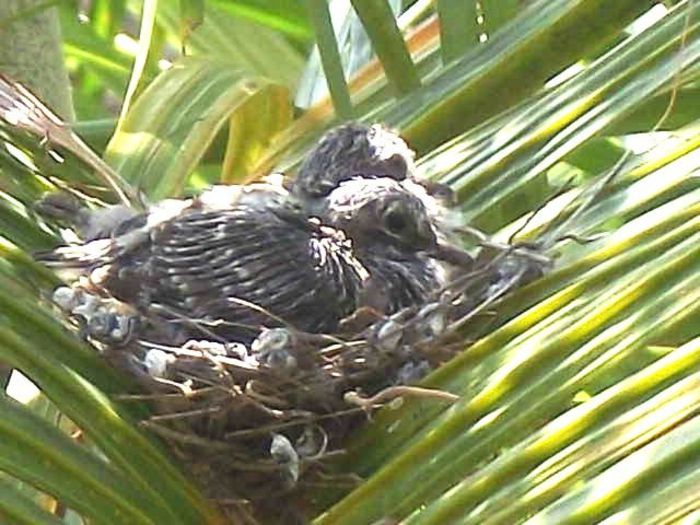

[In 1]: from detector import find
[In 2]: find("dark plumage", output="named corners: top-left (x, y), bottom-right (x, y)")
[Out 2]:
top-left (293, 123), bottom-right (456, 212)
top-left (108, 184), bottom-right (368, 343)
top-left (292, 123), bottom-right (415, 199)
top-left (40, 178), bottom-right (452, 345)
top-left (38, 123), bottom-right (468, 345)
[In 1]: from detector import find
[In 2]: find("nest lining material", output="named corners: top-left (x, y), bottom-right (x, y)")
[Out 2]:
top-left (50, 241), bottom-right (546, 522)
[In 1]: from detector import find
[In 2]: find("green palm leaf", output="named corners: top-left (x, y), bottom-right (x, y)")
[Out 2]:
top-left (0, 1), bottom-right (698, 523)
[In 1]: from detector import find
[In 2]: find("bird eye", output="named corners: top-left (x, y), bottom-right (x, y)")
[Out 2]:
top-left (383, 203), bottom-right (409, 234)
top-left (379, 198), bottom-right (434, 249)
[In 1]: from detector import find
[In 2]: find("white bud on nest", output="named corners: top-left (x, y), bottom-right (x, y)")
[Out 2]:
top-left (109, 314), bottom-right (137, 342)
top-left (251, 328), bottom-right (298, 372)
top-left (375, 319), bottom-right (403, 353)
top-left (270, 433), bottom-right (299, 485)
top-left (251, 328), bottom-right (292, 353)
top-left (395, 360), bottom-right (431, 385)
top-left (414, 303), bottom-right (447, 341)
top-left (143, 349), bottom-right (175, 378)
top-left (71, 294), bottom-right (101, 318)
top-left (52, 286), bottom-right (80, 312)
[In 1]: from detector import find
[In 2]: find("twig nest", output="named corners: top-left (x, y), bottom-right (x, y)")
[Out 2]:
top-left (251, 328), bottom-right (299, 372)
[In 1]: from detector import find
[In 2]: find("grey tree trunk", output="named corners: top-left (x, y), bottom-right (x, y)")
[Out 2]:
top-left (0, 0), bottom-right (74, 387)
top-left (0, 0), bottom-right (74, 121)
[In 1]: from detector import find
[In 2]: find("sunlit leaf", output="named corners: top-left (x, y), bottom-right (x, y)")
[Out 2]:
top-left (157, 2), bottom-right (304, 90)
top-left (0, 473), bottom-right (64, 525)
top-left (1, 1), bottom-right (700, 524)
top-left (105, 57), bottom-right (288, 198)
top-left (221, 84), bottom-right (292, 184)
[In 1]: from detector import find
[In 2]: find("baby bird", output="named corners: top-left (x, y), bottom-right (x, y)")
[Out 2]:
top-left (37, 123), bottom-right (469, 345)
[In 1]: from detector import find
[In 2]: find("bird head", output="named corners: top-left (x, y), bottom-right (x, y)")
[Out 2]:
top-left (293, 123), bottom-right (416, 199)
top-left (319, 176), bottom-right (473, 271)
top-left (319, 177), bottom-right (438, 252)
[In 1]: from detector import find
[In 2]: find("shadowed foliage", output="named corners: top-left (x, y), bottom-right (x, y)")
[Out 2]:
top-left (0, 1), bottom-right (699, 524)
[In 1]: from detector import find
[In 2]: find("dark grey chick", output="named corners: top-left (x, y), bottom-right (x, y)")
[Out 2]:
top-left (37, 121), bottom-right (473, 347)
top-left (38, 177), bottom-right (463, 345)
top-left (291, 122), bottom-right (415, 200)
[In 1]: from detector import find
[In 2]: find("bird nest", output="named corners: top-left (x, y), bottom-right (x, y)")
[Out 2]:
top-left (52, 240), bottom-right (547, 524)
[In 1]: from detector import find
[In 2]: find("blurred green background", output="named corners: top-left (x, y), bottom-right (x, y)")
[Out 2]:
top-left (0, 1), bottom-right (699, 524)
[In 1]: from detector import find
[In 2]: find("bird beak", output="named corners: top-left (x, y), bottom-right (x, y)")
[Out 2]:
top-left (430, 241), bottom-right (474, 268)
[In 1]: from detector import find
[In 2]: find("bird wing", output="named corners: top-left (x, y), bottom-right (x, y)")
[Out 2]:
top-left (99, 196), bottom-right (368, 343)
